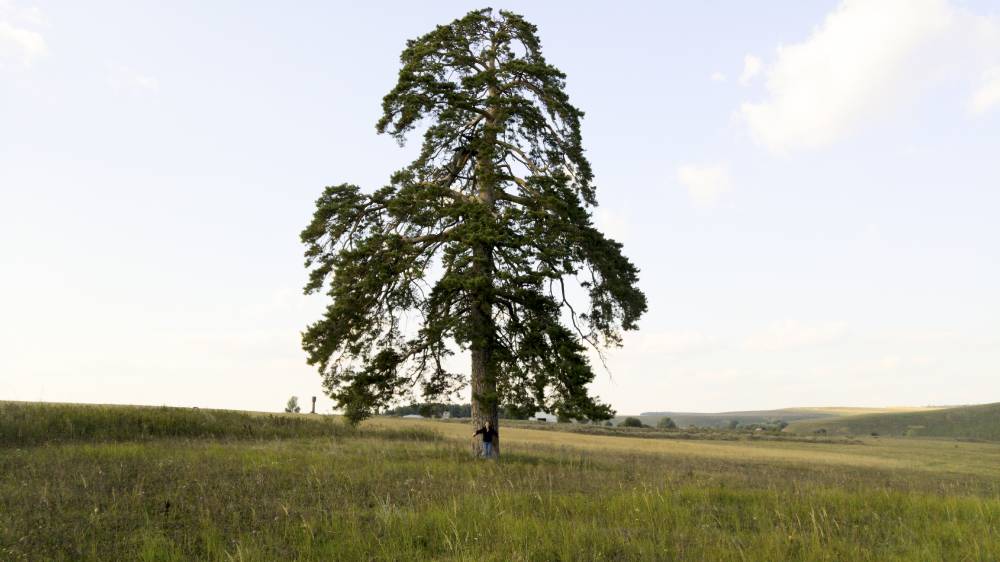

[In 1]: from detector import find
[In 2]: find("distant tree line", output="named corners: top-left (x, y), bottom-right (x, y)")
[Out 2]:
top-left (725, 419), bottom-right (789, 431)
top-left (382, 403), bottom-right (531, 420)
top-left (621, 417), bottom-right (677, 429)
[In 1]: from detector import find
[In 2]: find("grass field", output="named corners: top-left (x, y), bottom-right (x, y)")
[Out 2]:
top-left (626, 406), bottom-right (942, 429)
top-left (786, 402), bottom-right (1000, 440)
top-left (3, 402), bottom-right (1000, 560)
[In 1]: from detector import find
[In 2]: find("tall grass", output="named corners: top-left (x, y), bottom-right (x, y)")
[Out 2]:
top-left (2, 404), bottom-right (999, 560)
top-left (0, 402), bottom-right (437, 446)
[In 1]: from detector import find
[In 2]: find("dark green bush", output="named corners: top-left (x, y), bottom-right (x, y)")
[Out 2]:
top-left (657, 417), bottom-right (677, 429)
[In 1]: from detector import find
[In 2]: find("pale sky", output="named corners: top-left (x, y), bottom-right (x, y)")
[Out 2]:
top-left (3, 0), bottom-right (999, 415)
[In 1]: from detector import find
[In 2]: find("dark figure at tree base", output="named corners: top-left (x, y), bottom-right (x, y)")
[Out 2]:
top-left (474, 422), bottom-right (497, 458)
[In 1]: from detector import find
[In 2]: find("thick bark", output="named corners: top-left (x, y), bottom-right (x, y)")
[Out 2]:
top-left (470, 315), bottom-right (498, 458)
top-left (469, 205), bottom-right (498, 457)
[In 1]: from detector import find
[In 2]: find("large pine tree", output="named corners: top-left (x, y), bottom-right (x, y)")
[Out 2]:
top-left (301, 8), bottom-right (646, 456)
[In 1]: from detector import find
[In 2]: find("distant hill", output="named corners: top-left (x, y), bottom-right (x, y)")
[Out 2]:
top-left (630, 407), bottom-right (941, 429)
top-left (785, 403), bottom-right (1000, 440)
top-left (782, 406), bottom-right (945, 416)
top-left (626, 409), bottom-right (834, 429)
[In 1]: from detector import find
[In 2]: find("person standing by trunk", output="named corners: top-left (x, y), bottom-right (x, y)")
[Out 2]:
top-left (474, 421), bottom-right (497, 458)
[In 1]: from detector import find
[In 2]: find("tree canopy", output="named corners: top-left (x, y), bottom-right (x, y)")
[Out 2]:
top-left (301, 8), bottom-right (646, 428)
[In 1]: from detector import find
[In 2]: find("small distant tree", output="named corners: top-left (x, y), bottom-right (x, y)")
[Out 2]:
top-left (603, 421), bottom-right (613, 427)
top-left (622, 417), bottom-right (643, 428)
top-left (727, 419), bottom-right (739, 430)
top-left (557, 413), bottom-right (572, 424)
top-left (657, 417), bottom-right (677, 429)
top-left (285, 396), bottom-right (301, 413)
top-left (418, 403), bottom-right (441, 418)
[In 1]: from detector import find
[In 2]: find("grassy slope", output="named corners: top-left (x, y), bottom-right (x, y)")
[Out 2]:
top-left (629, 406), bottom-right (942, 428)
top-left (0, 401), bottom-right (350, 446)
top-left (786, 406), bottom-right (945, 416)
top-left (786, 402), bottom-right (1000, 440)
top-left (3, 403), bottom-right (1000, 561)
top-left (621, 410), bottom-right (835, 428)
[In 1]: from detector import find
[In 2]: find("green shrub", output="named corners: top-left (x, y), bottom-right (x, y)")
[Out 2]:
top-left (657, 417), bottom-right (677, 429)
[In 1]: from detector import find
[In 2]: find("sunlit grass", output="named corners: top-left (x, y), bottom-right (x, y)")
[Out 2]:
top-left (2, 403), bottom-right (999, 560)
top-left (787, 402), bottom-right (1000, 441)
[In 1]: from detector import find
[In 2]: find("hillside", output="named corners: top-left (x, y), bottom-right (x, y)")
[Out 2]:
top-left (623, 410), bottom-right (828, 428)
top-left (629, 406), bottom-right (937, 429)
top-left (783, 406), bottom-right (946, 416)
top-left (786, 402), bottom-right (1000, 440)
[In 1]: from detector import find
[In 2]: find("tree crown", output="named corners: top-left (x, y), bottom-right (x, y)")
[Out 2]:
top-left (302, 8), bottom-right (647, 423)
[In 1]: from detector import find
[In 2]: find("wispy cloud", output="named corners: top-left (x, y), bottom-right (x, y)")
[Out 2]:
top-left (970, 66), bottom-right (1000, 114)
top-left (0, 1), bottom-right (46, 68)
top-left (677, 163), bottom-right (730, 209)
top-left (636, 329), bottom-right (717, 356)
top-left (107, 62), bottom-right (160, 94)
top-left (595, 207), bottom-right (630, 243)
top-left (0, 0), bottom-right (46, 25)
top-left (742, 320), bottom-right (849, 352)
top-left (739, 54), bottom-right (761, 85)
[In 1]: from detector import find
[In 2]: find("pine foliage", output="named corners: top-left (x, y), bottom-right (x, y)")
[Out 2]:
top-left (302, 9), bottom-right (646, 424)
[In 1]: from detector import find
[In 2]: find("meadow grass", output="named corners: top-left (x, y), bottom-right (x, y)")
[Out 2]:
top-left (0, 401), bottom-right (436, 446)
top-left (611, 406), bottom-right (940, 429)
top-left (459, 417), bottom-right (860, 444)
top-left (2, 403), bottom-right (1000, 560)
top-left (787, 402), bottom-right (1000, 441)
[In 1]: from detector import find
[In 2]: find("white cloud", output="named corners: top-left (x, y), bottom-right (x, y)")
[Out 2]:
top-left (742, 320), bottom-right (848, 352)
top-left (970, 66), bottom-right (1000, 114)
top-left (134, 74), bottom-right (159, 90)
top-left (677, 163), bottom-right (730, 209)
top-left (878, 355), bottom-right (901, 370)
top-left (0, 19), bottom-right (45, 67)
top-left (107, 63), bottom-right (160, 94)
top-left (636, 329), bottom-right (716, 355)
top-left (710, 71), bottom-right (726, 83)
top-left (595, 207), bottom-right (630, 242)
top-left (739, 54), bottom-right (761, 85)
top-left (739, 0), bottom-right (1000, 153)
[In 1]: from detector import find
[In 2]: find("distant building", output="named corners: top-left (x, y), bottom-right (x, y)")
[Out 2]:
top-left (533, 411), bottom-right (557, 423)
top-left (441, 411), bottom-right (450, 419)
top-left (402, 414), bottom-right (425, 419)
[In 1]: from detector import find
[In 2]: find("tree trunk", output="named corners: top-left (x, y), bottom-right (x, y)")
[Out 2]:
top-left (470, 337), bottom-right (499, 458)
top-left (470, 239), bottom-right (498, 458)
top-left (471, 45), bottom-right (500, 458)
